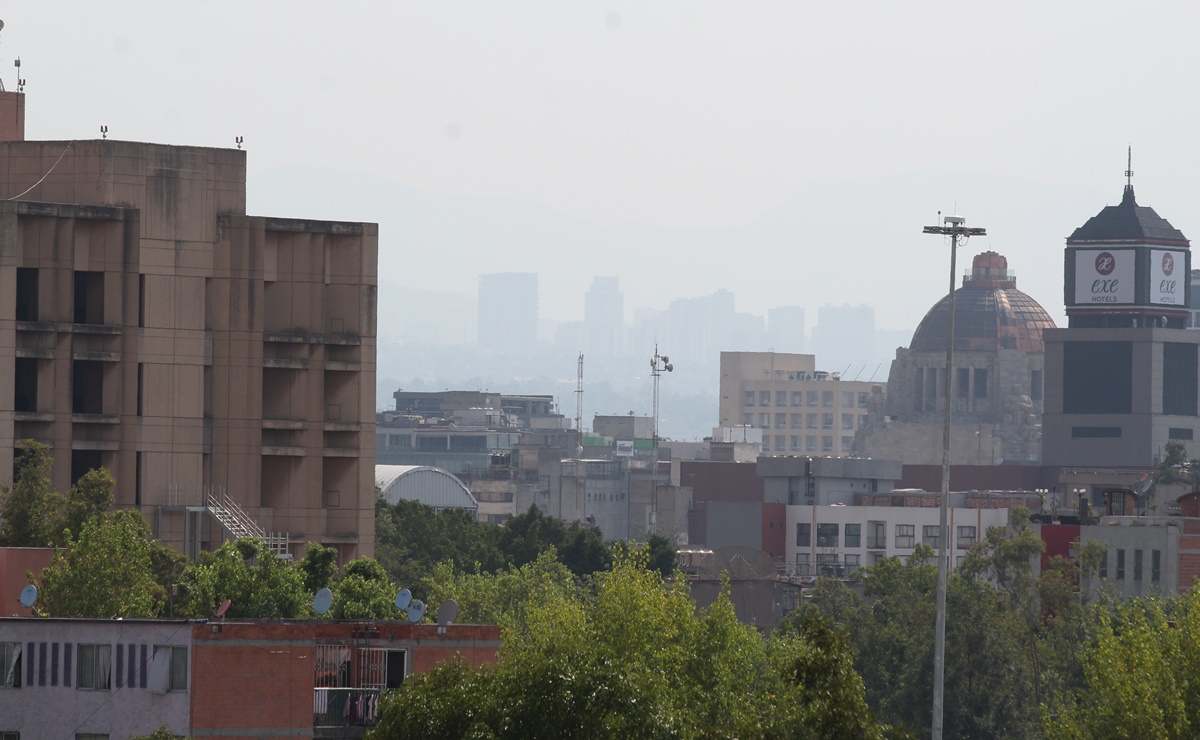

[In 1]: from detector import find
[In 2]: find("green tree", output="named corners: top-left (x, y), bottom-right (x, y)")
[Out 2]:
top-left (374, 498), bottom-right (505, 591)
top-left (0, 440), bottom-right (63, 547)
top-left (331, 557), bottom-right (402, 619)
top-left (557, 522), bottom-right (610, 577)
top-left (61, 466), bottom-right (115, 542)
top-left (178, 538), bottom-right (309, 618)
top-left (299, 541), bottom-right (339, 593)
top-left (423, 549), bottom-right (578, 627)
top-left (644, 531), bottom-right (678, 578)
top-left (35, 509), bottom-right (162, 618)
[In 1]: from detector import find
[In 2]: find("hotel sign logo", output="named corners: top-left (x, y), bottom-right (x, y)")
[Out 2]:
top-left (1074, 249), bottom-right (1134, 305)
top-left (1150, 249), bottom-right (1186, 306)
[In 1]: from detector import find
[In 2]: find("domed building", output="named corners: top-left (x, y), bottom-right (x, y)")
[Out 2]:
top-left (855, 251), bottom-right (1056, 464)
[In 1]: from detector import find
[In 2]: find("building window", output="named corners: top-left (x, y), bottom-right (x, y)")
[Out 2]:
top-left (776, 391), bottom-right (787, 407)
top-left (147, 646), bottom-right (188, 692)
top-left (775, 436), bottom-right (786, 452)
top-left (1134, 549), bottom-right (1143, 582)
top-left (858, 392), bottom-right (868, 408)
top-left (744, 391), bottom-right (755, 406)
top-left (822, 436), bottom-right (833, 453)
top-left (1116, 549), bottom-right (1126, 580)
top-left (791, 435), bottom-right (800, 451)
top-left (956, 526), bottom-right (976, 549)
top-left (840, 413), bottom-right (853, 429)
top-left (807, 391), bottom-right (818, 406)
top-left (1099, 549), bottom-right (1108, 580)
top-left (77, 645), bottom-right (112, 691)
top-left (817, 523), bottom-right (839, 548)
top-left (956, 367), bottom-right (970, 399)
top-left (14, 358), bottom-right (37, 413)
top-left (760, 391), bottom-right (771, 406)
top-left (806, 436), bottom-right (818, 452)
top-left (816, 553), bottom-right (839, 575)
top-left (841, 436), bottom-right (853, 454)
top-left (844, 554), bottom-right (861, 573)
top-left (760, 414), bottom-right (770, 428)
top-left (775, 413), bottom-right (787, 429)
top-left (1152, 549), bottom-right (1161, 583)
top-left (922, 525), bottom-right (939, 548)
top-left (16, 267), bottom-right (38, 321)
top-left (867, 522), bottom-right (886, 549)
top-left (822, 414), bottom-right (834, 430)
top-left (973, 368), bottom-right (988, 400)
top-left (822, 391), bottom-right (834, 407)
top-left (842, 391), bottom-right (854, 407)
top-left (796, 523), bottom-right (811, 547)
top-left (743, 413), bottom-right (754, 426)
top-left (807, 413), bottom-right (818, 430)
top-left (845, 523), bottom-right (861, 548)
top-left (73, 271), bottom-right (105, 325)
top-left (0, 643), bottom-right (21, 688)
top-left (791, 414), bottom-right (803, 429)
top-left (1031, 369), bottom-right (1043, 401)
top-left (895, 524), bottom-right (915, 548)
top-left (761, 435), bottom-right (771, 452)
top-left (792, 392), bottom-right (803, 406)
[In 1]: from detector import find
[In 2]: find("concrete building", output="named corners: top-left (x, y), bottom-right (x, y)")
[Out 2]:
top-left (856, 251), bottom-right (1056, 465)
top-left (718, 351), bottom-right (877, 457)
top-left (1042, 174), bottom-right (1196, 467)
top-left (374, 465), bottom-right (478, 514)
top-left (584, 276), bottom-right (624, 357)
top-left (0, 617), bottom-right (500, 739)
top-left (477, 272), bottom-right (538, 353)
top-left (0, 91), bottom-right (378, 561)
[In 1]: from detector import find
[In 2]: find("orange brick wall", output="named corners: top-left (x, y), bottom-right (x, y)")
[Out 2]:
top-left (1178, 553), bottom-right (1200, 591)
top-left (0, 547), bottom-right (54, 617)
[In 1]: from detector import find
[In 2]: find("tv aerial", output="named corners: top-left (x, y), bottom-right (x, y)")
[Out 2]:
top-left (18, 584), bottom-right (36, 609)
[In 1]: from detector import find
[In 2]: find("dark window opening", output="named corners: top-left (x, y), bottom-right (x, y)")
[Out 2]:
top-left (796, 522), bottom-right (811, 547)
top-left (956, 368), bottom-right (970, 399)
top-left (16, 267), bottom-right (38, 321)
top-left (14, 358), bottom-right (38, 412)
top-left (137, 364), bottom-right (144, 417)
top-left (73, 271), bottom-right (105, 325)
top-left (72, 360), bottom-right (104, 414)
top-left (1030, 369), bottom-right (1043, 401)
top-left (1063, 341), bottom-right (1132, 414)
top-left (1169, 428), bottom-right (1194, 441)
top-left (385, 650), bottom-right (406, 689)
top-left (973, 368), bottom-right (988, 400)
top-left (1134, 549), bottom-right (1143, 582)
top-left (1163, 343), bottom-right (1198, 417)
top-left (71, 450), bottom-right (103, 486)
top-left (135, 452), bottom-right (142, 507)
top-left (138, 274), bottom-right (146, 328)
top-left (1071, 426), bottom-right (1122, 438)
top-left (1116, 549), bottom-right (1126, 580)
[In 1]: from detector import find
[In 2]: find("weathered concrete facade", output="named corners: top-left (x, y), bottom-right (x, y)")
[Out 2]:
top-left (0, 133), bottom-right (377, 560)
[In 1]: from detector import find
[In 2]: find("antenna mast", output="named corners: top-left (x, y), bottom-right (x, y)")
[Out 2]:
top-left (575, 352), bottom-right (584, 444)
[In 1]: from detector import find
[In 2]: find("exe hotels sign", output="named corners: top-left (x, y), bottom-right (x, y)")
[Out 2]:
top-left (1069, 247), bottom-right (1189, 308)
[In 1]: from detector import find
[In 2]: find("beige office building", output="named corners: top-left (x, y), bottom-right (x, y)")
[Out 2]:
top-left (0, 91), bottom-right (377, 561)
top-left (718, 351), bottom-right (878, 457)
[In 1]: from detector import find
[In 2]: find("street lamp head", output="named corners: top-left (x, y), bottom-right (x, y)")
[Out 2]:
top-left (665, 364), bottom-right (673, 372)
top-left (944, 215), bottom-right (966, 226)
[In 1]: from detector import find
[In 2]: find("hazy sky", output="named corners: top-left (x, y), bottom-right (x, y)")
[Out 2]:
top-left (7, 2), bottom-right (1200, 331)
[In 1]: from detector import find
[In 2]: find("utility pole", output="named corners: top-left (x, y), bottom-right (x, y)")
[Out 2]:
top-left (649, 345), bottom-right (673, 534)
top-left (575, 352), bottom-right (585, 451)
top-left (922, 213), bottom-right (985, 740)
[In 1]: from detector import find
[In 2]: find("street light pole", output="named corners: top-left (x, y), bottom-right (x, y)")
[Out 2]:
top-left (649, 345), bottom-right (673, 535)
top-left (922, 214), bottom-right (985, 740)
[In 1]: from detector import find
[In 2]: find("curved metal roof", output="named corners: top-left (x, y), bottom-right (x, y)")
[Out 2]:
top-left (375, 465), bottom-right (478, 510)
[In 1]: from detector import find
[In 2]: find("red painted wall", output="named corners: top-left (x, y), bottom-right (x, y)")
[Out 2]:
top-left (1039, 524), bottom-right (1080, 571)
top-left (761, 503), bottom-right (786, 561)
top-left (0, 547), bottom-right (54, 617)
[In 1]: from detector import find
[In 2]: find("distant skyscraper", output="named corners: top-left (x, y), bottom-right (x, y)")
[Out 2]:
top-left (584, 276), bottom-right (624, 357)
top-left (767, 306), bottom-right (806, 353)
top-left (477, 272), bottom-right (538, 353)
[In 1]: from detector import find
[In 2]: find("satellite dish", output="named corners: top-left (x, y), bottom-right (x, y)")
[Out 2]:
top-left (0, 21), bottom-right (6, 32)
top-left (216, 599), bottom-right (232, 617)
top-left (394, 588), bottom-right (412, 611)
top-left (18, 584), bottom-right (36, 608)
top-left (437, 598), bottom-right (458, 625)
top-left (313, 587), bottom-right (333, 616)
top-left (408, 600), bottom-right (425, 623)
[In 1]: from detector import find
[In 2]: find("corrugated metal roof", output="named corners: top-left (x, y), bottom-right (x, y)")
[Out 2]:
top-left (375, 465), bottom-right (478, 510)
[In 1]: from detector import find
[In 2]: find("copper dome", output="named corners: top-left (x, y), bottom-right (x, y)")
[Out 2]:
top-left (909, 252), bottom-right (1056, 353)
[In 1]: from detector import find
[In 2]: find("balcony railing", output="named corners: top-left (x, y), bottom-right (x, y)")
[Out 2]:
top-left (866, 537), bottom-right (886, 549)
top-left (314, 687), bottom-right (382, 728)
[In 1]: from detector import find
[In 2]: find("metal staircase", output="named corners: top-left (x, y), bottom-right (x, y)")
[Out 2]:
top-left (205, 489), bottom-right (291, 559)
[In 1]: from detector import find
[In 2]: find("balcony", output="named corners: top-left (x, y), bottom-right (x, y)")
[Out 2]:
top-left (313, 687), bottom-right (380, 731)
top-left (866, 537), bottom-right (886, 550)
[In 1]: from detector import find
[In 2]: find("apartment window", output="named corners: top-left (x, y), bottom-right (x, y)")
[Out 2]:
top-left (858, 392), bottom-right (868, 408)
top-left (760, 414), bottom-right (770, 428)
top-left (791, 435), bottom-right (800, 451)
top-left (841, 413), bottom-right (853, 429)
top-left (822, 436), bottom-right (833, 452)
top-left (77, 735), bottom-right (109, 740)
top-left (816, 553), bottom-right (840, 574)
top-left (77, 645), bottom-right (112, 690)
top-left (14, 359), bottom-right (37, 413)
top-left (791, 414), bottom-right (803, 429)
top-left (72, 360), bottom-right (104, 415)
top-left (1134, 550), bottom-right (1143, 582)
top-left (744, 391), bottom-right (755, 406)
top-left (844, 553), bottom-right (861, 571)
top-left (149, 646), bottom-right (188, 692)
top-left (73, 271), bottom-right (105, 325)
top-left (743, 413), bottom-right (754, 426)
top-left (792, 392), bottom-right (803, 406)
top-left (806, 436), bottom-right (818, 452)
top-left (796, 523), bottom-right (811, 547)
top-left (775, 436), bottom-right (786, 452)
top-left (822, 413), bottom-right (834, 429)
top-left (895, 524), bottom-right (915, 548)
top-left (761, 435), bottom-right (771, 452)
top-left (973, 368), bottom-right (988, 400)
top-left (807, 413), bottom-right (818, 429)
top-left (923, 525), bottom-right (940, 548)
top-left (1099, 550), bottom-right (1108, 580)
top-left (795, 552), bottom-right (810, 566)
top-left (845, 523), bottom-right (861, 548)
top-left (841, 436), bottom-right (853, 454)
top-left (0, 643), bottom-right (20, 688)
top-left (842, 391), bottom-right (854, 407)
top-left (15, 267), bottom-right (38, 321)
top-left (956, 526), bottom-right (976, 549)
top-left (1152, 550), bottom-right (1161, 584)
top-left (776, 391), bottom-right (787, 407)
top-left (807, 391), bottom-right (818, 406)
top-left (822, 391), bottom-right (834, 407)
top-left (867, 522), bottom-right (886, 549)
top-left (775, 413), bottom-right (787, 429)
top-left (817, 523), bottom-right (839, 548)
top-left (1116, 549), bottom-right (1126, 580)
top-left (760, 391), bottom-right (771, 406)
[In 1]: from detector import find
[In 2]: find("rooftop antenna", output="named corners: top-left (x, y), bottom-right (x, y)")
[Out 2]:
top-left (100, 125), bottom-right (108, 140)
top-left (575, 352), bottom-right (584, 446)
top-left (235, 135), bottom-right (243, 150)
top-left (1126, 145), bottom-right (1134, 187)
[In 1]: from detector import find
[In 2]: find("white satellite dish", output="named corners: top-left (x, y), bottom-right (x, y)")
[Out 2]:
top-left (437, 598), bottom-right (458, 625)
top-left (18, 584), bottom-right (36, 608)
top-left (408, 600), bottom-right (425, 623)
top-left (313, 587), bottom-right (333, 616)
top-left (394, 588), bottom-right (412, 611)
